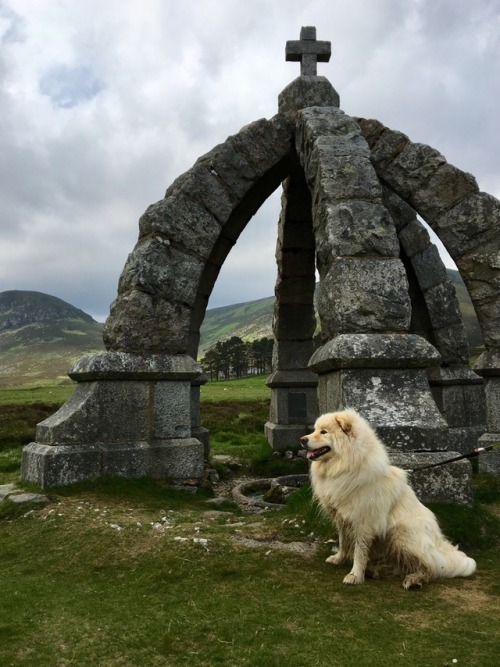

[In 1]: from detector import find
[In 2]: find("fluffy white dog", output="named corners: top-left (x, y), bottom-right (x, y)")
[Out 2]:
top-left (301, 409), bottom-right (476, 590)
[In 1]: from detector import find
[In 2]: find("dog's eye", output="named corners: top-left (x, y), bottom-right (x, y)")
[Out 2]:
top-left (320, 429), bottom-right (328, 434)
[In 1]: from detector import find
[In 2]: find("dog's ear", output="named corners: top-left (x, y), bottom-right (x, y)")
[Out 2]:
top-left (335, 414), bottom-right (353, 435)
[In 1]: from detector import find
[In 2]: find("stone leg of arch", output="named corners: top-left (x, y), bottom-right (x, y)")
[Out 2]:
top-left (295, 105), bottom-right (449, 452)
top-left (21, 352), bottom-right (204, 488)
top-left (474, 350), bottom-right (500, 473)
top-left (264, 171), bottom-right (318, 452)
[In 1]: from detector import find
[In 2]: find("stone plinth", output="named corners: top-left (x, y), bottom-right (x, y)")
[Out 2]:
top-left (265, 369), bottom-right (318, 451)
top-left (389, 453), bottom-right (474, 506)
top-left (309, 334), bottom-right (448, 452)
top-left (21, 352), bottom-right (204, 488)
top-left (473, 348), bottom-right (500, 472)
top-left (427, 366), bottom-right (486, 454)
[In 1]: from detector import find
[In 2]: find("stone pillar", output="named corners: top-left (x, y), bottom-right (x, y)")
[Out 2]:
top-left (21, 352), bottom-right (204, 488)
top-left (265, 169), bottom-right (318, 451)
top-left (474, 349), bottom-right (500, 472)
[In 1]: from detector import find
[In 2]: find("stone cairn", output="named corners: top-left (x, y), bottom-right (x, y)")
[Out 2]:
top-left (22, 28), bottom-right (499, 502)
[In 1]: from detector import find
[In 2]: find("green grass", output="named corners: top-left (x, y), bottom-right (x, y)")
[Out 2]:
top-left (0, 377), bottom-right (499, 665)
top-left (201, 375), bottom-right (271, 402)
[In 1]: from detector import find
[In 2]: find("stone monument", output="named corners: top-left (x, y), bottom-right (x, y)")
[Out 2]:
top-left (22, 27), bottom-right (498, 490)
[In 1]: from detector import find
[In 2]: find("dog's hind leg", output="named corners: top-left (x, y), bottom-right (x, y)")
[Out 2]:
top-left (343, 536), bottom-right (372, 585)
top-left (402, 571), bottom-right (432, 590)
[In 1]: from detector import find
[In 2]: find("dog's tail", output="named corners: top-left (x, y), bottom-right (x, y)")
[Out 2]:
top-left (438, 543), bottom-right (476, 578)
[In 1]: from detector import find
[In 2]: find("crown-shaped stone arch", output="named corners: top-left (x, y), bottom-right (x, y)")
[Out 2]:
top-left (21, 29), bottom-right (498, 487)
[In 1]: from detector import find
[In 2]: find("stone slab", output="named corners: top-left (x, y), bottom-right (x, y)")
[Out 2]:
top-left (389, 452), bottom-right (474, 506)
top-left (21, 439), bottom-right (204, 489)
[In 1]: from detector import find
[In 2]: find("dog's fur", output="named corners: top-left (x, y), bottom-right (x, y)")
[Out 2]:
top-left (301, 409), bottom-right (476, 589)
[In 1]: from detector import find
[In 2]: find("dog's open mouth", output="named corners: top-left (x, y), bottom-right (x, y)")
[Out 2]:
top-left (306, 446), bottom-right (331, 461)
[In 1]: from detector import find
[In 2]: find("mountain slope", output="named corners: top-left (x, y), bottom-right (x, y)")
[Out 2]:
top-left (0, 291), bottom-right (104, 386)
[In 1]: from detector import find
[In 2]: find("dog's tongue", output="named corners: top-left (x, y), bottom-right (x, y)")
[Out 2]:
top-left (306, 451), bottom-right (316, 460)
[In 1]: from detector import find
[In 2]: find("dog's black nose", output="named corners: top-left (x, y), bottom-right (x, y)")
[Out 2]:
top-left (300, 436), bottom-right (308, 445)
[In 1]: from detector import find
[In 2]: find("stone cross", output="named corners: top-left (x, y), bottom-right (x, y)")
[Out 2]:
top-left (286, 26), bottom-right (331, 76)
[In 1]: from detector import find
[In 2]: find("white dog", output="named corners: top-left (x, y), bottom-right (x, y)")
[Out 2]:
top-left (301, 409), bottom-right (476, 589)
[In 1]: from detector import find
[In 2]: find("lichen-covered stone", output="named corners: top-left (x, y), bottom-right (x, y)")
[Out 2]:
top-left (278, 76), bottom-right (340, 114)
top-left (314, 199), bottom-right (400, 259)
top-left (316, 258), bottom-right (411, 337)
top-left (309, 333), bottom-right (441, 372)
top-left (103, 290), bottom-right (191, 353)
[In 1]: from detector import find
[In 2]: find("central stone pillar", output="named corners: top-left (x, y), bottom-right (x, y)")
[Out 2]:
top-left (22, 352), bottom-right (204, 488)
top-left (265, 167), bottom-right (318, 451)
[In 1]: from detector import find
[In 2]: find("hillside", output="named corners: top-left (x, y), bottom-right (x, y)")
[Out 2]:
top-left (0, 291), bottom-right (104, 386)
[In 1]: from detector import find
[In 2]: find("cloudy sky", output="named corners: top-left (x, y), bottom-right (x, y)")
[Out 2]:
top-left (1, 0), bottom-right (499, 321)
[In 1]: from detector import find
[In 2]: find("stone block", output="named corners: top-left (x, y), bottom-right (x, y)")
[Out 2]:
top-left (228, 115), bottom-right (295, 171)
top-left (445, 427), bottom-right (486, 455)
top-left (316, 258), bottom-right (411, 337)
top-left (276, 247), bottom-right (316, 279)
top-left (431, 324), bottom-right (470, 365)
top-left (272, 340), bottom-right (316, 370)
top-left (396, 218), bottom-right (431, 257)
top-left (118, 238), bottom-right (203, 307)
top-left (22, 442), bottom-right (102, 487)
top-left (21, 439), bottom-right (205, 488)
top-left (317, 368), bottom-right (448, 452)
top-left (273, 302), bottom-right (316, 340)
top-left (364, 126), bottom-right (410, 171)
top-left (166, 162), bottom-right (234, 224)
top-left (314, 200), bottom-right (400, 259)
top-left (309, 333), bottom-right (441, 372)
top-left (103, 290), bottom-right (191, 354)
top-left (388, 453), bottom-right (474, 506)
top-left (138, 194), bottom-right (222, 261)
top-left (382, 186), bottom-right (416, 232)
top-left (278, 77), bottom-right (340, 114)
top-left (310, 153), bottom-right (382, 203)
top-left (411, 246), bottom-right (449, 291)
top-left (274, 273), bottom-right (316, 305)
top-left (428, 192), bottom-right (499, 258)
top-left (423, 281), bottom-right (463, 329)
top-left (483, 378), bottom-right (500, 432)
top-left (477, 433), bottom-right (500, 473)
top-left (154, 382), bottom-right (191, 438)
top-left (381, 142), bottom-right (478, 221)
top-left (264, 422), bottom-right (313, 452)
top-left (297, 107), bottom-right (360, 146)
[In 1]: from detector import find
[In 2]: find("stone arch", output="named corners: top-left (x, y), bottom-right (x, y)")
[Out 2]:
top-left (102, 115), bottom-right (296, 358)
top-left (356, 118), bottom-right (500, 351)
top-left (21, 50), bottom-right (498, 486)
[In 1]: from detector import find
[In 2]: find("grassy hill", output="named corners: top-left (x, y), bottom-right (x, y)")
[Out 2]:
top-left (0, 291), bottom-right (104, 387)
top-left (0, 271), bottom-right (483, 386)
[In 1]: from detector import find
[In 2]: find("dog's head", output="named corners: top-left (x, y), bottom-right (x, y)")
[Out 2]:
top-left (300, 411), bottom-right (356, 462)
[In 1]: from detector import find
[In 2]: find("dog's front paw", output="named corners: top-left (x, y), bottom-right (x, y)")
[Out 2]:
top-left (325, 553), bottom-right (345, 566)
top-left (343, 572), bottom-right (364, 585)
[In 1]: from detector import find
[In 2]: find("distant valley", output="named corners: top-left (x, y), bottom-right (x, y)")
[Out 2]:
top-left (0, 272), bottom-right (483, 386)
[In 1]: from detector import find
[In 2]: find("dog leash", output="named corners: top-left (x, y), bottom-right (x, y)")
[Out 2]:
top-left (406, 442), bottom-right (500, 473)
